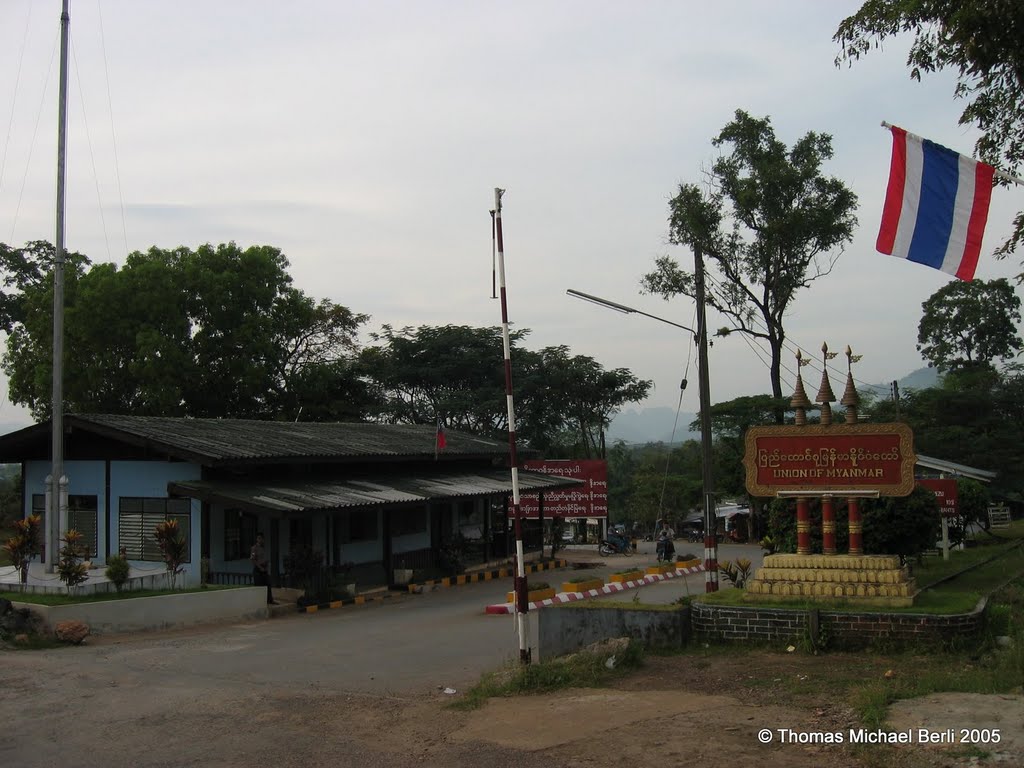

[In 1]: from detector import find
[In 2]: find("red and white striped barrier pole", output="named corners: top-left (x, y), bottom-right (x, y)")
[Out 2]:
top-left (494, 188), bottom-right (531, 664)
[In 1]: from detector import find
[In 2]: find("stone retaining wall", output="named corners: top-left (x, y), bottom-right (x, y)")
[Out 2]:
top-left (538, 599), bottom-right (988, 658)
top-left (691, 599), bottom-right (987, 647)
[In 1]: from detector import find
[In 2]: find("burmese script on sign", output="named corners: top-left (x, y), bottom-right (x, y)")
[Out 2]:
top-left (518, 459), bottom-right (608, 519)
top-left (743, 424), bottom-right (916, 497)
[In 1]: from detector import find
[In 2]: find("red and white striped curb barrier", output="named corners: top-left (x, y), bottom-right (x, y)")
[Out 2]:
top-left (484, 564), bottom-right (705, 614)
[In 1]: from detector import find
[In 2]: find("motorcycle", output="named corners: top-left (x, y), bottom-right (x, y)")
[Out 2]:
top-left (656, 536), bottom-right (676, 563)
top-left (598, 536), bottom-right (633, 556)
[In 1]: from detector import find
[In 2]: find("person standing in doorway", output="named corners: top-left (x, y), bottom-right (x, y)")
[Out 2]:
top-left (251, 532), bottom-right (275, 604)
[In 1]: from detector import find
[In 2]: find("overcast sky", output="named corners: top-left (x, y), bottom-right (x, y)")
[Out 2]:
top-left (1, 0), bottom-right (1021, 431)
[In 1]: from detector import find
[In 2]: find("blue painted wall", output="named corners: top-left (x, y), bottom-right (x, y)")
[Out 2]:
top-left (24, 459), bottom-right (202, 586)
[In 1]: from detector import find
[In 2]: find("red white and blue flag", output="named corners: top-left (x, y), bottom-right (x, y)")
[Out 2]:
top-left (877, 125), bottom-right (995, 281)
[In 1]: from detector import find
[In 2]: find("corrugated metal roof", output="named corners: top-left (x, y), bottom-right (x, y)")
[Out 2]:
top-left (916, 454), bottom-right (997, 483)
top-left (56, 414), bottom-right (517, 464)
top-left (168, 469), bottom-right (582, 513)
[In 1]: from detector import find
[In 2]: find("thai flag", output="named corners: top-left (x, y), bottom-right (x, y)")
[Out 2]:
top-left (876, 125), bottom-right (995, 281)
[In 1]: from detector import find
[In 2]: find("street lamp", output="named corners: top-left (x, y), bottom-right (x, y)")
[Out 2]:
top-left (567, 251), bottom-right (719, 592)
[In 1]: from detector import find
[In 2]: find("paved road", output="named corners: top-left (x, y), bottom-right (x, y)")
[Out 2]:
top-left (0, 541), bottom-right (767, 767)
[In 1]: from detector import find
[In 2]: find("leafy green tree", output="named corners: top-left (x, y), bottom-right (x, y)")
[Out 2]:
top-left (360, 324), bottom-right (513, 433)
top-left (519, 345), bottom-right (652, 457)
top-left (642, 110), bottom-right (858, 403)
top-left (868, 366), bottom-right (1024, 501)
top-left (1, 241), bottom-right (368, 420)
top-left (0, 240), bottom-right (90, 332)
top-left (360, 324), bottom-right (651, 457)
top-left (917, 278), bottom-right (1023, 372)
top-left (835, 0), bottom-right (1024, 264)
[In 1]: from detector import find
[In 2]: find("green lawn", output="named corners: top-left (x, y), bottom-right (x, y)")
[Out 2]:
top-left (696, 533), bottom-right (1024, 615)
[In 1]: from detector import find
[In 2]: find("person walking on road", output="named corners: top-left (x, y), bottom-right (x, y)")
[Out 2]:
top-left (251, 532), bottom-right (276, 604)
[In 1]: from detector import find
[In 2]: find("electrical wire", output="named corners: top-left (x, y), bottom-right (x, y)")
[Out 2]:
top-left (702, 270), bottom-right (882, 396)
top-left (7, 26), bottom-right (59, 243)
top-left (0, 2), bottom-right (33, 200)
top-left (71, 35), bottom-right (112, 261)
top-left (97, 1), bottom-right (129, 259)
top-left (658, 307), bottom-right (696, 516)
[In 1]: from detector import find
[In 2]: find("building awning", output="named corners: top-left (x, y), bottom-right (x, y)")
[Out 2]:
top-left (916, 454), bottom-right (996, 483)
top-left (168, 469), bottom-right (583, 514)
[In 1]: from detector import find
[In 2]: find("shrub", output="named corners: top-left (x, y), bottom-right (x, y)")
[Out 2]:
top-left (104, 555), bottom-right (130, 592)
top-left (862, 486), bottom-right (941, 564)
top-left (57, 529), bottom-right (89, 591)
top-left (3, 514), bottom-right (42, 583)
top-left (438, 533), bottom-right (468, 576)
top-left (718, 558), bottom-right (753, 588)
top-left (153, 519), bottom-right (188, 590)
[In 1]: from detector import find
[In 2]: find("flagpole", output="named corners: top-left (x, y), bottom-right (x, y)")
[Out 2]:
top-left (880, 121), bottom-right (1024, 186)
top-left (493, 187), bottom-right (531, 665)
top-left (490, 209), bottom-right (497, 300)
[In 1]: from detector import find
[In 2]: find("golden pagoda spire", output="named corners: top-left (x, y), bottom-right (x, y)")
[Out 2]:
top-left (791, 349), bottom-right (812, 425)
top-left (816, 342), bottom-right (837, 425)
top-left (842, 345), bottom-right (863, 424)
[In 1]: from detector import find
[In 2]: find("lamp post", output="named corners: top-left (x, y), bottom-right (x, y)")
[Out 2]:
top-left (567, 248), bottom-right (719, 592)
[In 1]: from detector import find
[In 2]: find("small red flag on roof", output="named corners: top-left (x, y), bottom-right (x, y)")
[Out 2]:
top-left (435, 421), bottom-right (447, 458)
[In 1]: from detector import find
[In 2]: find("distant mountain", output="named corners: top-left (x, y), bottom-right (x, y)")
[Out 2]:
top-left (609, 367), bottom-right (942, 445)
top-left (861, 366), bottom-right (942, 398)
top-left (607, 406), bottom-right (699, 445)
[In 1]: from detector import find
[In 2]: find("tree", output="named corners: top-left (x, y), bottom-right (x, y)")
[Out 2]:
top-left (642, 110), bottom-right (858, 404)
top-left (1, 241), bottom-right (368, 420)
top-left (868, 365), bottom-right (1024, 500)
top-left (835, 0), bottom-right (1024, 266)
top-left (518, 345), bottom-right (652, 457)
top-left (917, 277), bottom-right (1023, 372)
top-left (360, 324), bottom-right (513, 433)
top-left (360, 325), bottom-right (652, 457)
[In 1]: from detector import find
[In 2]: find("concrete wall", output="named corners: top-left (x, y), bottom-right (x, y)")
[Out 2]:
top-left (538, 604), bottom-right (690, 659)
top-left (14, 587), bottom-right (268, 635)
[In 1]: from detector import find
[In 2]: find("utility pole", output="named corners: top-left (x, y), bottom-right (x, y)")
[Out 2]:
top-left (48, 0), bottom-right (71, 572)
top-left (693, 245), bottom-right (718, 592)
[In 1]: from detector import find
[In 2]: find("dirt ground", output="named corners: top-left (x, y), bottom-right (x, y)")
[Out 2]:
top-left (246, 651), bottom-right (1024, 768)
top-left (426, 650), bottom-right (1024, 768)
top-left (3, 641), bottom-right (1021, 768)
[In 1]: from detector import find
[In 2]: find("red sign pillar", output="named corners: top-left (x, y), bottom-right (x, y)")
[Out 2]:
top-left (796, 497), bottom-right (811, 555)
top-left (821, 495), bottom-right (836, 554)
top-left (848, 497), bottom-right (863, 555)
